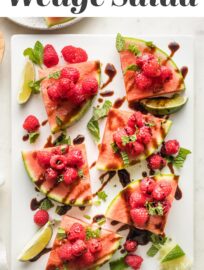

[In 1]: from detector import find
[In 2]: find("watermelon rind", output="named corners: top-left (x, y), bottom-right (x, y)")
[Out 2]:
top-left (44, 17), bottom-right (74, 27)
top-left (106, 174), bottom-right (179, 235)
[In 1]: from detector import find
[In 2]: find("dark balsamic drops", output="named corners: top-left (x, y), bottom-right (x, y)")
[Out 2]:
top-left (118, 169), bottom-right (131, 188)
top-left (117, 224), bottom-right (130, 232)
top-left (22, 134), bottom-right (29, 141)
top-left (126, 227), bottom-right (151, 246)
top-left (111, 220), bottom-right (120, 226)
top-left (101, 63), bottom-right (117, 89)
top-left (142, 171), bottom-right (148, 178)
top-left (113, 96), bottom-right (126, 109)
top-left (73, 135), bottom-right (85, 145)
top-left (56, 205), bottom-right (72, 216)
top-left (41, 119), bottom-right (48, 126)
top-left (100, 90), bottom-right (114, 97)
top-left (181, 66), bottom-right (188, 79)
top-left (30, 197), bottom-right (46, 211)
top-left (175, 186), bottom-right (182, 200)
top-left (168, 42), bottom-right (180, 58)
top-left (93, 171), bottom-right (116, 197)
top-left (44, 135), bottom-right (53, 148)
top-left (93, 214), bottom-right (105, 223)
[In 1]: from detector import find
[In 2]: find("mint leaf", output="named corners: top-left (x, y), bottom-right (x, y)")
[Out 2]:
top-left (57, 227), bottom-right (67, 240)
top-left (128, 44), bottom-right (141, 56)
top-left (172, 147), bottom-right (191, 169)
top-left (146, 41), bottom-right (156, 49)
top-left (122, 134), bottom-right (136, 146)
top-left (49, 71), bottom-right (61, 79)
top-left (56, 116), bottom-right (63, 127)
top-left (147, 244), bottom-right (161, 257)
top-left (110, 256), bottom-right (128, 270)
top-left (24, 41), bottom-right (43, 66)
top-left (111, 142), bottom-right (119, 153)
top-left (96, 217), bottom-right (106, 226)
top-left (53, 133), bottom-right (71, 146)
top-left (84, 214), bottom-right (91, 220)
top-left (40, 198), bottom-right (54, 211)
top-left (147, 234), bottom-right (167, 257)
top-left (120, 151), bottom-right (129, 166)
top-left (86, 227), bottom-right (101, 240)
top-left (28, 78), bottom-right (45, 94)
top-left (146, 201), bottom-right (164, 216)
top-left (29, 132), bottom-right (40, 144)
top-left (87, 101), bottom-right (112, 143)
top-left (97, 191), bottom-right (108, 201)
top-left (124, 64), bottom-right (140, 74)
top-left (78, 169), bottom-right (84, 178)
top-left (116, 33), bottom-right (125, 52)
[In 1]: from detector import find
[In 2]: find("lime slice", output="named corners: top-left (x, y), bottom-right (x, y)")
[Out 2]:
top-left (17, 222), bottom-right (53, 262)
top-left (159, 240), bottom-right (192, 270)
top-left (140, 95), bottom-right (188, 116)
top-left (17, 60), bottom-right (35, 104)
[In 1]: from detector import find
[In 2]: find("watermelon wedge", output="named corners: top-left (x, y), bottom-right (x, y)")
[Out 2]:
top-left (117, 34), bottom-right (185, 102)
top-left (106, 174), bottom-right (179, 235)
top-left (44, 17), bottom-right (74, 27)
top-left (39, 60), bottom-right (101, 134)
top-left (46, 215), bottom-right (121, 270)
top-left (96, 108), bottom-right (172, 171)
top-left (22, 144), bottom-right (92, 206)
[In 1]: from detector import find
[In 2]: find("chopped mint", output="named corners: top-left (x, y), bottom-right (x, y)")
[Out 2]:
top-left (116, 33), bottom-right (125, 52)
top-left (146, 201), bottom-right (164, 216)
top-left (86, 227), bottom-right (101, 240)
top-left (49, 71), bottom-right (61, 79)
top-left (24, 41), bottom-right (44, 67)
top-left (120, 151), bottom-right (129, 166)
top-left (128, 44), bottom-right (141, 56)
top-left (93, 200), bottom-right (101, 206)
top-left (53, 133), bottom-right (71, 146)
top-left (57, 227), bottom-right (67, 240)
top-left (57, 175), bottom-right (64, 183)
top-left (56, 116), bottom-right (63, 127)
top-left (124, 64), bottom-right (140, 74)
top-left (87, 100), bottom-right (112, 143)
top-left (78, 169), bottom-right (84, 178)
top-left (147, 243), bottom-right (161, 257)
top-left (146, 41), bottom-right (156, 49)
top-left (84, 214), bottom-right (91, 220)
top-left (145, 121), bottom-right (156, 127)
top-left (172, 147), bottom-right (191, 169)
top-left (28, 78), bottom-right (45, 94)
top-left (111, 142), bottom-right (119, 153)
top-left (40, 198), bottom-right (54, 211)
top-left (29, 132), bottom-right (40, 144)
top-left (97, 217), bottom-right (106, 226)
top-left (97, 191), bottom-right (108, 201)
top-left (147, 234), bottom-right (168, 257)
top-left (122, 135), bottom-right (137, 146)
top-left (110, 256), bottom-right (128, 270)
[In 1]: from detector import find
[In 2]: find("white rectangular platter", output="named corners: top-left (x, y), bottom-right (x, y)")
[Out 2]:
top-left (11, 35), bottom-right (194, 270)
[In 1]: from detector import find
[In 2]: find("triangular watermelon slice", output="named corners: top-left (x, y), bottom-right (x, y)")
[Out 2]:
top-left (117, 34), bottom-right (185, 103)
top-left (106, 174), bottom-right (179, 235)
top-left (96, 108), bottom-right (172, 171)
top-left (22, 144), bottom-right (92, 206)
top-left (46, 215), bottom-right (121, 270)
top-left (39, 60), bottom-right (101, 134)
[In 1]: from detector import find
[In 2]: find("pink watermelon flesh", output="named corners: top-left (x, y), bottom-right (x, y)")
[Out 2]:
top-left (119, 36), bottom-right (185, 102)
top-left (45, 17), bottom-right (73, 27)
top-left (39, 60), bottom-right (101, 134)
top-left (96, 108), bottom-right (172, 171)
top-left (106, 174), bottom-right (179, 235)
top-left (22, 144), bottom-right (92, 206)
top-left (46, 215), bottom-right (121, 270)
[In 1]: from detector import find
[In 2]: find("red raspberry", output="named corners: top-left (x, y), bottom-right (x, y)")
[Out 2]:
top-left (58, 243), bottom-right (73, 262)
top-left (50, 155), bottom-right (67, 170)
top-left (45, 168), bottom-right (58, 182)
top-left (58, 78), bottom-right (75, 99)
top-left (60, 67), bottom-right (80, 83)
top-left (68, 223), bottom-right (86, 242)
top-left (124, 240), bottom-right (138, 253)
top-left (23, 115), bottom-right (40, 133)
top-left (135, 73), bottom-right (153, 90)
top-left (130, 208), bottom-right (149, 227)
top-left (61, 46), bottom-right (88, 64)
top-left (161, 140), bottom-right (180, 156)
top-left (67, 149), bottom-right (84, 167)
top-left (67, 85), bottom-right (86, 105)
top-left (36, 151), bottom-right (52, 168)
top-left (160, 66), bottom-right (173, 82)
top-left (152, 181), bottom-right (172, 201)
top-left (63, 167), bottom-right (79, 185)
top-left (129, 191), bottom-right (147, 208)
top-left (127, 112), bottom-right (144, 129)
top-left (124, 126), bottom-right (136, 136)
top-left (137, 126), bottom-right (152, 145)
top-left (147, 154), bottom-right (166, 170)
top-left (136, 53), bottom-right (155, 68)
top-left (82, 77), bottom-right (98, 96)
top-left (142, 58), bottom-right (161, 78)
top-left (34, 210), bottom-right (49, 226)
top-left (140, 177), bottom-right (156, 195)
top-left (79, 250), bottom-right (95, 266)
top-left (125, 254), bottom-right (143, 270)
top-left (113, 128), bottom-right (128, 150)
top-left (47, 82), bottom-right (61, 101)
top-left (88, 239), bottom-right (102, 254)
top-left (161, 200), bottom-right (172, 214)
top-left (43, 44), bottom-right (59, 68)
top-left (72, 240), bottom-right (87, 257)
top-left (127, 141), bottom-right (144, 157)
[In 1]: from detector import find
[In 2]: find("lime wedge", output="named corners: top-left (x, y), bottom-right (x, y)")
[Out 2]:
top-left (17, 60), bottom-right (35, 104)
top-left (17, 222), bottom-right (53, 262)
top-left (140, 95), bottom-right (188, 116)
top-left (159, 240), bottom-right (192, 270)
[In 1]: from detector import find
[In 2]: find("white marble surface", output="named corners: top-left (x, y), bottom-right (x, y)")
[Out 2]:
top-left (0, 17), bottom-right (203, 269)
